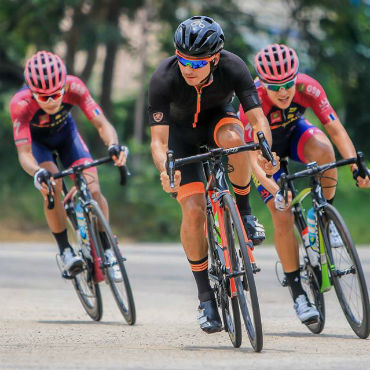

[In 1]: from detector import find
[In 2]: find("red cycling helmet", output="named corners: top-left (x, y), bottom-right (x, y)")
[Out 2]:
top-left (24, 51), bottom-right (66, 94)
top-left (254, 44), bottom-right (299, 84)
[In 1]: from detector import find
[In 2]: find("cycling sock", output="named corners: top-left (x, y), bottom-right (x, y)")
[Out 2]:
top-left (52, 229), bottom-right (71, 254)
top-left (99, 231), bottom-right (110, 250)
top-left (188, 255), bottom-right (214, 302)
top-left (231, 181), bottom-right (251, 216)
top-left (285, 269), bottom-right (306, 301)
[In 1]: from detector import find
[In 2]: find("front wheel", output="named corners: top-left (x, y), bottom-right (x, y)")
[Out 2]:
top-left (86, 202), bottom-right (136, 325)
top-left (320, 204), bottom-right (370, 339)
top-left (66, 210), bottom-right (103, 321)
top-left (294, 225), bottom-right (325, 334)
top-left (206, 210), bottom-right (242, 348)
top-left (222, 194), bottom-right (263, 352)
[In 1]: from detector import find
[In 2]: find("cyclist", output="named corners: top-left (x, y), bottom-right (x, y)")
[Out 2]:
top-left (239, 43), bottom-right (369, 325)
top-left (10, 51), bottom-right (127, 280)
top-left (149, 16), bottom-right (278, 334)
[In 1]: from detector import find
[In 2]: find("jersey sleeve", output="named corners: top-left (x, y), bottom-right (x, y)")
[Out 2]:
top-left (64, 76), bottom-right (103, 121)
top-left (298, 74), bottom-right (338, 125)
top-left (9, 93), bottom-right (32, 147)
top-left (227, 53), bottom-right (261, 112)
top-left (147, 67), bottom-right (171, 126)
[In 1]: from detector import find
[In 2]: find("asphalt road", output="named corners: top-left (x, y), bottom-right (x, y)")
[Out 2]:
top-left (0, 242), bottom-right (369, 370)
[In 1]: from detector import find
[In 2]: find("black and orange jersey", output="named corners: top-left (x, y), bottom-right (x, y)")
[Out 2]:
top-left (148, 50), bottom-right (260, 128)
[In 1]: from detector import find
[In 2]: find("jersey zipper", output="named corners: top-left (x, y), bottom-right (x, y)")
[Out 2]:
top-left (192, 77), bottom-right (213, 128)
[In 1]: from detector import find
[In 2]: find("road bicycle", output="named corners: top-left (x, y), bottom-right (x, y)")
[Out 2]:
top-left (166, 132), bottom-right (275, 351)
top-left (275, 152), bottom-right (370, 338)
top-left (46, 154), bottom-right (136, 325)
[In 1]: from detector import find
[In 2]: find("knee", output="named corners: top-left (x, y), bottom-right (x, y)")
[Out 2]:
top-left (271, 208), bottom-right (294, 231)
top-left (182, 198), bottom-right (206, 228)
top-left (217, 127), bottom-right (243, 148)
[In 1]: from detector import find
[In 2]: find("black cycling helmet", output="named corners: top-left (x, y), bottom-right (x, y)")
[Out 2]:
top-left (174, 16), bottom-right (224, 58)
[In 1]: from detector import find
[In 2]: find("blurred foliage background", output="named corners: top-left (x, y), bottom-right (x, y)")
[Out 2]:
top-left (0, 0), bottom-right (369, 243)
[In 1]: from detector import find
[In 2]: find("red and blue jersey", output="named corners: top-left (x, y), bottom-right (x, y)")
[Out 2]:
top-left (10, 75), bottom-right (102, 147)
top-left (240, 73), bottom-right (338, 144)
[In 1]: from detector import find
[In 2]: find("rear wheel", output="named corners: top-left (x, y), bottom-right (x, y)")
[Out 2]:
top-left (222, 194), bottom-right (263, 352)
top-left (87, 202), bottom-right (136, 325)
top-left (206, 210), bottom-right (242, 348)
top-left (66, 208), bottom-right (103, 321)
top-left (320, 204), bottom-right (370, 339)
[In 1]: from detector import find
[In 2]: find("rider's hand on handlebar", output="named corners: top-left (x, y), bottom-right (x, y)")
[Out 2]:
top-left (352, 167), bottom-right (370, 188)
top-left (108, 144), bottom-right (128, 167)
top-left (33, 168), bottom-right (55, 201)
top-left (160, 170), bottom-right (181, 193)
top-left (274, 189), bottom-right (292, 211)
top-left (257, 151), bottom-right (280, 176)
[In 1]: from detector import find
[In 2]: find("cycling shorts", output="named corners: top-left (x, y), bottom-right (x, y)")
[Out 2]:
top-left (169, 104), bottom-right (243, 202)
top-left (254, 117), bottom-right (323, 203)
top-left (31, 115), bottom-right (96, 173)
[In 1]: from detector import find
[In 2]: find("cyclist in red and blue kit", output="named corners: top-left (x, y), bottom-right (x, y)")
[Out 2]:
top-left (239, 44), bottom-right (369, 325)
top-left (10, 51), bottom-right (127, 278)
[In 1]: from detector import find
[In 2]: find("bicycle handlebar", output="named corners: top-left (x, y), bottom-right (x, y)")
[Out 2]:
top-left (279, 151), bottom-right (369, 200)
top-left (48, 155), bottom-right (130, 209)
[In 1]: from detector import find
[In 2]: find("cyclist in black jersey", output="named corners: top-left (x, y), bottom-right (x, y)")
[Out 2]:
top-left (148, 16), bottom-right (278, 334)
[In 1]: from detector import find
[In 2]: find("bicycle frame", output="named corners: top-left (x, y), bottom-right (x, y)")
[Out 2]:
top-left (203, 156), bottom-right (257, 297)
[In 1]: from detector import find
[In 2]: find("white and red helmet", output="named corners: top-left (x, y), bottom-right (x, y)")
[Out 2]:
top-left (254, 44), bottom-right (299, 83)
top-left (24, 51), bottom-right (66, 94)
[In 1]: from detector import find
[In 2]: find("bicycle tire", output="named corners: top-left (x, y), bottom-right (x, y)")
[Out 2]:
top-left (206, 210), bottom-right (242, 348)
top-left (320, 204), bottom-right (370, 339)
top-left (66, 213), bottom-right (103, 321)
top-left (87, 202), bottom-right (136, 325)
top-left (222, 194), bottom-right (263, 352)
top-left (293, 226), bottom-right (325, 334)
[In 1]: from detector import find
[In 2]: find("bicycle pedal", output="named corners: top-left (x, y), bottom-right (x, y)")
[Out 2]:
top-left (61, 271), bottom-right (74, 280)
top-left (281, 277), bottom-right (288, 287)
top-left (252, 262), bottom-right (261, 273)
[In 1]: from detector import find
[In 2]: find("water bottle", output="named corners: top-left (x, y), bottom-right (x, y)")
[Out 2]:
top-left (75, 202), bottom-right (91, 259)
top-left (306, 207), bottom-right (319, 267)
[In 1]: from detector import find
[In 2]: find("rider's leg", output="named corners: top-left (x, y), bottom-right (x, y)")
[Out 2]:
top-left (215, 121), bottom-right (265, 244)
top-left (178, 192), bottom-right (212, 300)
top-left (39, 161), bottom-right (69, 253)
top-left (266, 200), bottom-right (319, 323)
top-left (303, 133), bottom-right (336, 201)
top-left (293, 123), bottom-right (337, 202)
top-left (178, 190), bottom-right (222, 333)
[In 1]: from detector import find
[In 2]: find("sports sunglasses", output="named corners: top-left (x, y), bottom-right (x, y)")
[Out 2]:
top-left (176, 51), bottom-right (214, 69)
top-left (265, 77), bottom-right (297, 91)
top-left (33, 88), bottom-right (65, 103)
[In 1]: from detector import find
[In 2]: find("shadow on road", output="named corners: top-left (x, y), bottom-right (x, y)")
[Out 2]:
top-left (265, 331), bottom-right (358, 339)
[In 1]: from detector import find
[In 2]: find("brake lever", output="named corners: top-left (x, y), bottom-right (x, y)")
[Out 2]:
top-left (257, 131), bottom-right (277, 167)
top-left (279, 173), bottom-right (289, 204)
top-left (118, 165), bottom-right (130, 186)
top-left (354, 152), bottom-right (370, 182)
top-left (46, 178), bottom-right (55, 210)
top-left (166, 150), bottom-right (176, 189)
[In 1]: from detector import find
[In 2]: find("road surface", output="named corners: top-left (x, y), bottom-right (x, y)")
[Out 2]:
top-left (0, 243), bottom-right (369, 369)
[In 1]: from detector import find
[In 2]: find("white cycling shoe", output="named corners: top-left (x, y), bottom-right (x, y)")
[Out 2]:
top-left (62, 248), bottom-right (83, 276)
top-left (104, 249), bottom-right (122, 283)
top-left (294, 294), bottom-right (319, 324)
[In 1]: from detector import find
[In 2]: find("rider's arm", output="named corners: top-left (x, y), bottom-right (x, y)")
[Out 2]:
top-left (150, 125), bottom-right (169, 172)
top-left (324, 119), bottom-right (356, 167)
top-left (90, 114), bottom-right (119, 147)
top-left (16, 144), bottom-right (41, 176)
top-left (244, 107), bottom-right (272, 146)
